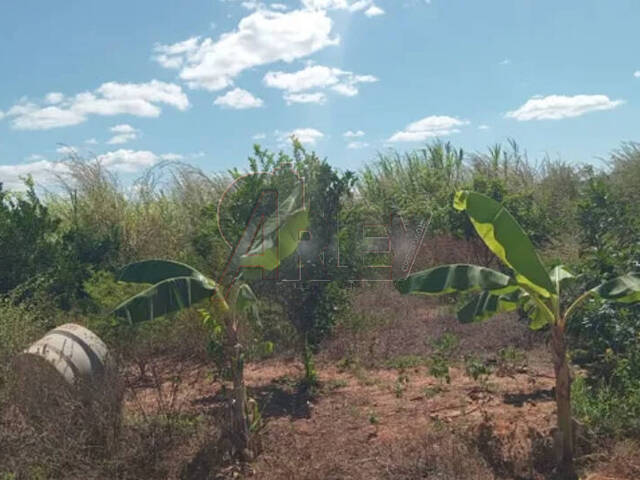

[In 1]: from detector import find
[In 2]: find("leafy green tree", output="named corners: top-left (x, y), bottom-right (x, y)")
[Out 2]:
top-left (0, 179), bottom-right (60, 295)
top-left (223, 141), bottom-right (356, 385)
top-left (0, 178), bottom-right (119, 310)
top-left (394, 190), bottom-right (640, 479)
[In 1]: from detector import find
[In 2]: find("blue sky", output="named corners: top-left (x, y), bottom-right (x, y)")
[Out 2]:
top-left (1, 0), bottom-right (639, 190)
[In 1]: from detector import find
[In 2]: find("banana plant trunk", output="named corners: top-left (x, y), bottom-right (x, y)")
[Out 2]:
top-left (226, 313), bottom-right (250, 460)
top-left (551, 324), bottom-right (576, 479)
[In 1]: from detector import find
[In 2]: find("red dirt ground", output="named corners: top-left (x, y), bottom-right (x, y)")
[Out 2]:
top-left (124, 350), bottom-right (607, 480)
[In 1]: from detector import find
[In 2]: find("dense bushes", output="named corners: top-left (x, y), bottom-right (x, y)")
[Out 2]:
top-left (563, 144), bottom-right (640, 440)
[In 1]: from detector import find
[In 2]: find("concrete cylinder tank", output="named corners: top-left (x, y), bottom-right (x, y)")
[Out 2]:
top-left (22, 323), bottom-right (111, 385)
top-left (14, 323), bottom-right (120, 427)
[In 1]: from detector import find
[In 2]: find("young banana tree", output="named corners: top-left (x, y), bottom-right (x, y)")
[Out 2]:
top-left (109, 188), bottom-right (308, 459)
top-left (395, 190), bottom-right (640, 479)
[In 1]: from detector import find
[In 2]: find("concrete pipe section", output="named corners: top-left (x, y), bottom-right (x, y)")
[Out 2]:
top-left (14, 323), bottom-right (119, 419)
top-left (21, 323), bottom-right (111, 385)
top-left (15, 323), bottom-right (122, 439)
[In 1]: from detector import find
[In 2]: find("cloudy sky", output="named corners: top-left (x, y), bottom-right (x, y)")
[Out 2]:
top-left (1, 0), bottom-right (639, 190)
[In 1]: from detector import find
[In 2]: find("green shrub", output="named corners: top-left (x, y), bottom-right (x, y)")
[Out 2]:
top-left (495, 346), bottom-right (527, 376)
top-left (572, 343), bottom-right (640, 438)
top-left (427, 333), bottom-right (459, 385)
top-left (386, 355), bottom-right (428, 370)
top-left (464, 355), bottom-right (491, 383)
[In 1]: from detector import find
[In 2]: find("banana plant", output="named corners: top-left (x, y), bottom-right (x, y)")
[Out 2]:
top-left (109, 187), bottom-right (308, 460)
top-left (395, 190), bottom-right (640, 479)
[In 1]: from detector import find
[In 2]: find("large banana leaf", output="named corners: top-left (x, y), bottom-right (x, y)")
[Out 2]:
top-left (592, 272), bottom-right (640, 303)
top-left (112, 259), bottom-right (228, 323)
top-left (118, 259), bottom-right (210, 285)
top-left (239, 185), bottom-right (309, 273)
top-left (454, 191), bottom-right (554, 297)
top-left (456, 288), bottom-right (553, 329)
top-left (395, 264), bottom-right (517, 296)
top-left (111, 275), bottom-right (219, 324)
top-left (457, 289), bottom-right (522, 323)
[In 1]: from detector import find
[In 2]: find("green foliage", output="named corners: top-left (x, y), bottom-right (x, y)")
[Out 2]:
top-left (429, 356), bottom-right (451, 384)
top-left (229, 142), bottom-right (356, 368)
top-left (428, 333), bottom-right (458, 384)
top-left (567, 151), bottom-right (640, 442)
top-left (385, 355), bottom-right (427, 370)
top-left (396, 264), bottom-right (517, 297)
top-left (0, 180), bottom-right (61, 295)
top-left (360, 141), bottom-right (464, 231)
top-left (83, 270), bottom-right (148, 312)
top-left (245, 299), bottom-right (298, 358)
top-left (199, 307), bottom-right (229, 379)
top-left (302, 335), bottom-right (318, 387)
top-left (454, 190), bottom-right (554, 296)
top-left (112, 263), bottom-right (222, 324)
top-left (464, 355), bottom-right (491, 383)
top-left (572, 348), bottom-right (640, 437)
top-left (0, 179), bottom-right (119, 309)
top-left (432, 332), bottom-right (459, 356)
top-left (457, 289), bottom-right (521, 324)
top-left (307, 281), bottom-right (351, 347)
top-left (496, 346), bottom-right (527, 376)
top-left (360, 140), bottom-right (553, 249)
top-left (393, 371), bottom-right (410, 397)
top-left (3, 138), bottom-right (640, 461)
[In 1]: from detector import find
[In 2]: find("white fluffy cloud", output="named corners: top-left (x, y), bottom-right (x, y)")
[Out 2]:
top-left (214, 88), bottom-right (264, 109)
top-left (241, 1), bottom-right (261, 10)
top-left (284, 92), bottom-right (327, 104)
top-left (6, 104), bottom-right (85, 130)
top-left (4, 80), bottom-right (189, 130)
top-left (264, 65), bottom-right (342, 92)
top-left (347, 141), bottom-right (369, 149)
top-left (45, 92), bottom-right (64, 104)
top-left (343, 129), bottom-right (364, 137)
top-left (506, 94), bottom-right (624, 121)
top-left (280, 128), bottom-right (324, 145)
top-left (364, 5), bottom-right (384, 16)
top-left (0, 159), bottom-right (69, 191)
top-left (253, 132), bottom-right (267, 139)
top-left (108, 124), bottom-right (139, 144)
top-left (153, 37), bottom-right (201, 69)
top-left (158, 153), bottom-right (185, 161)
top-left (263, 64), bottom-right (377, 103)
top-left (95, 149), bottom-right (160, 173)
top-left (634, 71), bottom-right (640, 78)
top-left (389, 115), bottom-right (469, 142)
top-left (302, 0), bottom-right (371, 12)
top-left (154, 9), bottom-right (338, 91)
top-left (56, 145), bottom-right (77, 155)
